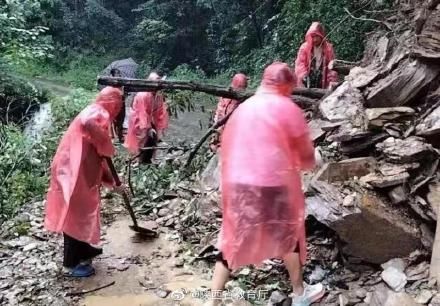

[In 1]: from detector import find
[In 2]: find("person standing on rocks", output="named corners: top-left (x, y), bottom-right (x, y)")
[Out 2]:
top-left (210, 73), bottom-right (248, 152)
top-left (295, 22), bottom-right (338, 89)
top-left (44, 86), bottom-right (128, 278)
top-left (206, 62), bottom-right (324, 306)
top-left (124, 72), bottom-right (169, 164)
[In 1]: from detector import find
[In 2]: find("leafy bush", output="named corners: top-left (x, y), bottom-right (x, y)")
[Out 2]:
top-left (0, 0), bottom-right (53, 65)
top-left (0, 88), bottom-right (93, 222)
top-left (0, 124), bottom-right (47, 219)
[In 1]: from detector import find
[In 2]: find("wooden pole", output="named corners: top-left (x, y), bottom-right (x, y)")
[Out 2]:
top-left (97, 77), bottom-right (328, 100)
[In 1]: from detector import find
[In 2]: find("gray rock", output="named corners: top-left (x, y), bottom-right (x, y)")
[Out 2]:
top-left (158, 208), bottom-right (171, 217)
top-left (381, 259), bottom-right (407, 273)
top-left (320, 82), bottom-right (366, 124)
top-left (415, 290), bottom-right (433, 304)
top-left (268, 290), bottom-right (287, 306)
top-left (381, 267), bottom-right (407, 292)
top-left (430, 293), bottom-right (440, 305)
top-left (308, 265), bottom-right (328, 283)
top-left (370, 283), bottom-right (418, 306)
top-left (376, 137), bottom-right (434, 163)
top-left (416, 105), bottom-right (440, 136)
top-left (366, 107), bottom-right (415, 128)
top-left (200, 154), bottom-right (220, 191)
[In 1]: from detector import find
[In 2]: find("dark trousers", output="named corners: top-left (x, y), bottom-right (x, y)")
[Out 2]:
top-left (63, 233), bottom-right (102, 268)
top-left (113, 100), bottom-right (126, 142)
top-left (139, 128), bottom-right (158, 164)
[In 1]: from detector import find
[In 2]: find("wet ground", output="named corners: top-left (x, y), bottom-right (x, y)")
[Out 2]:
top-left (76, 217), bottom-right (210, 306)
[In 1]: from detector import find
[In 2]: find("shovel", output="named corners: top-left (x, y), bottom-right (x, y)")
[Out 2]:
top-left (105, 157), bottom-right (158, 237)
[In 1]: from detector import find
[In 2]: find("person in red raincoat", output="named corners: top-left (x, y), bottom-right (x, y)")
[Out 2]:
top-left (295, 22), bottom-right (338, 89)
top-left (207, 62), bottom-right (324, 306)
top-left (44, 86), bottom-right (127, 277)
top-left (210, 73), bottom-right (248, 152)
top-left (124, 72), bottom-right (169, 164)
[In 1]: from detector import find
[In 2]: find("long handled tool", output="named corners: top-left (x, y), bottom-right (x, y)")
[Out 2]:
top-left (105, 157), bottom-right (158, 237)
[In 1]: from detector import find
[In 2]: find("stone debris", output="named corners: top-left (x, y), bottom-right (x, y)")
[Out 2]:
top-left (381, 266), bottom-right (408, 292)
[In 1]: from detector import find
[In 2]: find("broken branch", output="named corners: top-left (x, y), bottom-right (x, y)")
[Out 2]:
top-left (344, 7), bottom-right (393, 31)
top-left (66, 281), bottom-right (116, 296)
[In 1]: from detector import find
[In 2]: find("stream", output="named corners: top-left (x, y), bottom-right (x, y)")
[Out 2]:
top-left (23, 78), bottom-right (73, 144)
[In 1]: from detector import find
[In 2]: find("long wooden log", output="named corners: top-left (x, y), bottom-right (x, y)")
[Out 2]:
top-left (97, 77), bottom-right (324, 170)
top-left (329, 60), bottom-right (358, 75)
top-left (97, 77), bottom-right (328, 100)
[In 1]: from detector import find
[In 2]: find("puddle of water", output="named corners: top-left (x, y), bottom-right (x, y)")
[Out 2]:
top-left (83, 277), bottom-right (209, 306)
top-left (102, 218), bottom-right (162, 258)
top-left (76, 217), bottom-right (210, 306)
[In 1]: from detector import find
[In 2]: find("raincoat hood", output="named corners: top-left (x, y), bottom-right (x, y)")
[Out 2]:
top-left (95, 87), bottom-right (123, 120)
top-left (231, 73), bottom-right (248, 90)
top-left (148, 72), bottom-right (161, 80)
top-left (260, 62), bottom-right (296, 96)
top-left (305, 22), bottom-right (326, 41)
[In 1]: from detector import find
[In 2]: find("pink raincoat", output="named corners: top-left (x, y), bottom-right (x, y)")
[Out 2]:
top-left (44, 87), bottom-right (123, 245)
top-left (124, 91), bottom-right (169, 154)
top-left (219, 62), bottom-right (315, 270)
top-left (214, 74), bottom-right (248, 123)
top-left (211, 74), bottom-right (248, 151)
top-left (295, 22), bottom-right (338, 89)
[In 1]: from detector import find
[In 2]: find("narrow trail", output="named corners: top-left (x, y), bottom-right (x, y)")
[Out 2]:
top-left (32, 78), bottom-right (73, 97)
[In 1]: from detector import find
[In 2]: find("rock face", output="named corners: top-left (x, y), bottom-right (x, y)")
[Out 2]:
top-left (416, 105), bottom-right (440, 136)
top-left (314, 157), bottom-right (377, 183)
top-left (365, 59), bottom-right (440, 108)
top-left (376, 137), bottom-right (434, 163)
top-left (366, 107), bottom-right (415, 129)
top-left (307, 179), bottom-right (422, 264)
top-left (369, 284), bottom-right (418, 306)
top-left (200, 154), bottom-right (220, 192)
top-left (320, 82), bottom-right (366, 125)
top-left (381, 266), bottom-right (407, 292)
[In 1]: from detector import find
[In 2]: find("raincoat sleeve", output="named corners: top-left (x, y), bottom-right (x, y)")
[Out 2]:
top-left (80, 107), bottom-right (115, 158)
top-left (284, 103), bottom-right (315, 170)
top-left (294, 43), bottom-right (310, 87)
top-left (326, 43), bottom-right (338, 85)
top-left (154, 95), bottom-right (169, 133)
top-left (214, 98), bottom-right (225, 123)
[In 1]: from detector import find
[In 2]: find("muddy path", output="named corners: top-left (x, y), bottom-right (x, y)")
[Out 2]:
top-left (73, 209), bottom-right (212, 306)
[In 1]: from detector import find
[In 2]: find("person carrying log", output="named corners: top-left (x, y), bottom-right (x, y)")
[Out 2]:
top-left (295, 22), bottom-right (338, 89)
top-left (44, 86), bottom-right (128, 278)
top-left (109, 68), bottom-right (126, 142)
top-left (124, 72), bottom-right (169, 164)
top-left (206, 62), bottom-right (324, 306)
top-left (210, 73), bottom-right (248, 152)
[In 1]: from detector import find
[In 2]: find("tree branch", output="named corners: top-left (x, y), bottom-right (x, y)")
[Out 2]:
top-left (344, 7), bottom-right (393, 31)
top-left (97, 77), bottom-right (328, 100)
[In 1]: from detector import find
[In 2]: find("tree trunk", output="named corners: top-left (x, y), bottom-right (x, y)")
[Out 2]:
top-left (97, 77), bottom-right (329, 100)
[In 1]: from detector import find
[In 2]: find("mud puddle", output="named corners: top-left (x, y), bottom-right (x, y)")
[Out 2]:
top-left (65, 217), bottom-right (210, 306)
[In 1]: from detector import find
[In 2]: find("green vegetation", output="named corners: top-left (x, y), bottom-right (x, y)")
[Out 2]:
top-left (0, 89), bottom-right (92, 221)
